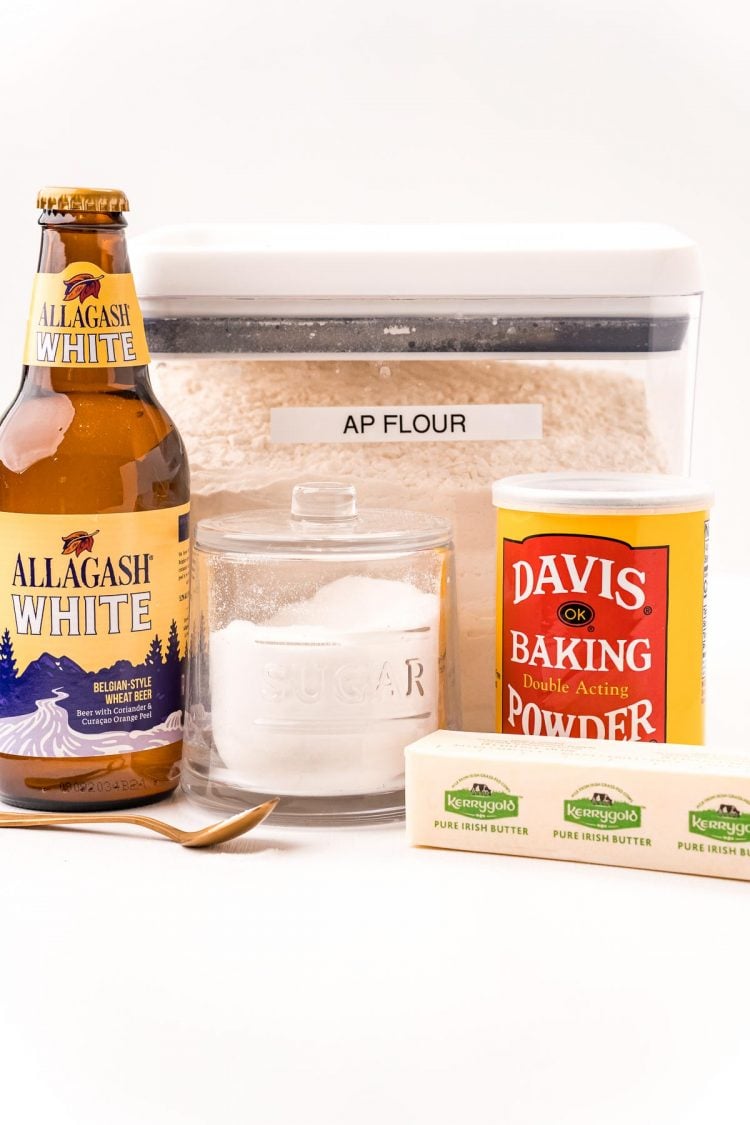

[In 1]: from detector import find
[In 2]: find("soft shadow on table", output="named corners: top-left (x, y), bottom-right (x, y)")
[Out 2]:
top-left (206, 834), bottom-right (302, 856)
top-left (0, 824), bottom-right (303, 855)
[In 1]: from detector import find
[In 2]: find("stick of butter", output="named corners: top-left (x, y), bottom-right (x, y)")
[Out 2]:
top-left (405, 731), bottom-right (750, 880)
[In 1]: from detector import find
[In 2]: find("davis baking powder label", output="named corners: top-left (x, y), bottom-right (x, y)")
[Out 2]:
top-left (500, 533), bottom-right (669, 741)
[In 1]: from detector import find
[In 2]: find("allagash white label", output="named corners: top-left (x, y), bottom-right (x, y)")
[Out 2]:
top-left (0, 507), bottom-right (190, 758)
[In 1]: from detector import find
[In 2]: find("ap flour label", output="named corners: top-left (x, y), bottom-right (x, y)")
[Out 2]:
top-left (270, 403), bottom-right (543, 444)
top-left (499, 533), bottom-right (669, 741)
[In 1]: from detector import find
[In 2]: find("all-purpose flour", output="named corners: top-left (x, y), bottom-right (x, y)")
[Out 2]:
top-left (210, 576), bottom-right (441, 797)
top-left (155, 358), bottom-right (665, 731)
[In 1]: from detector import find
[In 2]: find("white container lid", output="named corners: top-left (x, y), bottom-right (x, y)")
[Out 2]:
top-left (492, 472), bottom-right (713, 515)
top-left (131, 223), bottom-right (701, 300)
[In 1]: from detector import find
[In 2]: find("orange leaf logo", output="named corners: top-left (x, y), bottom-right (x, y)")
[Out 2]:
top-left (62, 273), bottom-right (104, 304)
top-left (61, 529), bottom-right (99, 557)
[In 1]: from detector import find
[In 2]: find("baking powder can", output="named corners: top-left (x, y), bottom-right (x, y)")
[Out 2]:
top-left (493, 473), bottom-right (713, 745)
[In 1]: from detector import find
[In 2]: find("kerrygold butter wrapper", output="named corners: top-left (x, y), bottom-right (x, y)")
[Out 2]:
top-left (406, 731), bottom-right (750, 881)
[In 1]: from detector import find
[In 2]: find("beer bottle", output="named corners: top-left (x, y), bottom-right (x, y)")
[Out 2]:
top-left (0, 188), bottom-right (190, 810)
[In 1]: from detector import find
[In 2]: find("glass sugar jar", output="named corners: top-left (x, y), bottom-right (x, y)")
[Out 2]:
top-left (183, 482), bottom-right (460, 824)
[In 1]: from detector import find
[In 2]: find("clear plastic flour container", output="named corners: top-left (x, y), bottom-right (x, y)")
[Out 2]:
top-left (183, 482), bottom-right (459, 825)
top-left (131, 223), bottom-right (702, 733)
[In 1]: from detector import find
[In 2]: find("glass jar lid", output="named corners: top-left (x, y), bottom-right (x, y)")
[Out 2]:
top-left (195, 482), bottom-right (453, 556)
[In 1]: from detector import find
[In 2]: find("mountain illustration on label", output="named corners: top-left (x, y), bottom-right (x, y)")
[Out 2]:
top-left (564, 784), bottom-right (642, 829)
top-left (689, 795), bottom-right (750, 843)
top-left (63, 272), bottom-right (104, 304)
top-left (61, 528), bottom-right (99, 557)
top-left (0, 622), bottom-right (184, 755)
top-left (444, 774), bottom-right (520, 820)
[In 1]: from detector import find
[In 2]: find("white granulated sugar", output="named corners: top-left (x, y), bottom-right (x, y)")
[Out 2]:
top-left (155, 358), bottom-right (665, 731)
top-left (268, 575), bottom-right (439, 631)
top-left (210, 576), bottom-right (441, 797)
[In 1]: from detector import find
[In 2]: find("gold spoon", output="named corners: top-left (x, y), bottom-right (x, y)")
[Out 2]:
top-left (0, 798), bottom-right (280, 848)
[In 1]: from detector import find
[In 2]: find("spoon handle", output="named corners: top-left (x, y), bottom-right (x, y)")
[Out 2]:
top-left (0, 811), bottom-right (184, 842)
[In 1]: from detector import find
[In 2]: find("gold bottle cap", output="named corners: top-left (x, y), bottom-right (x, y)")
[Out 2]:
top-left (36, 186), bottom-right (129, 213)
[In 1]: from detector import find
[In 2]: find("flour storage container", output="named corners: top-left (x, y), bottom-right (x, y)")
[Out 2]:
top-left (184, 482), bottom-right (459, 824)
top-left (131, 223), bottom-right (702, 732)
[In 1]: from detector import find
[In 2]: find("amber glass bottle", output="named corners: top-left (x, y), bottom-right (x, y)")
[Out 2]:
top-left (0, 188), bottom-right (189, 810)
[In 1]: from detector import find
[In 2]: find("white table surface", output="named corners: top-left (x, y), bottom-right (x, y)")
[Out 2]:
top-left (1, 575), bottom-right (748, 1125)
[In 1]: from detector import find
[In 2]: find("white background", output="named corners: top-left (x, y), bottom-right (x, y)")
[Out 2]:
top-left (0, 0), bottom-right (748, 567)
top-left (1, 4), bottom-right (749, 1123)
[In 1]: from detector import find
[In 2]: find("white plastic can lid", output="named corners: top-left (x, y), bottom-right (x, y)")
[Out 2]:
top-left (491, 472), bottom-right (714, 515)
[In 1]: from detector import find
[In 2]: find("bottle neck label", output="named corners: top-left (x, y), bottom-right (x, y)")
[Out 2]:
top-left (22, 261), bottom-right (150, 368)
